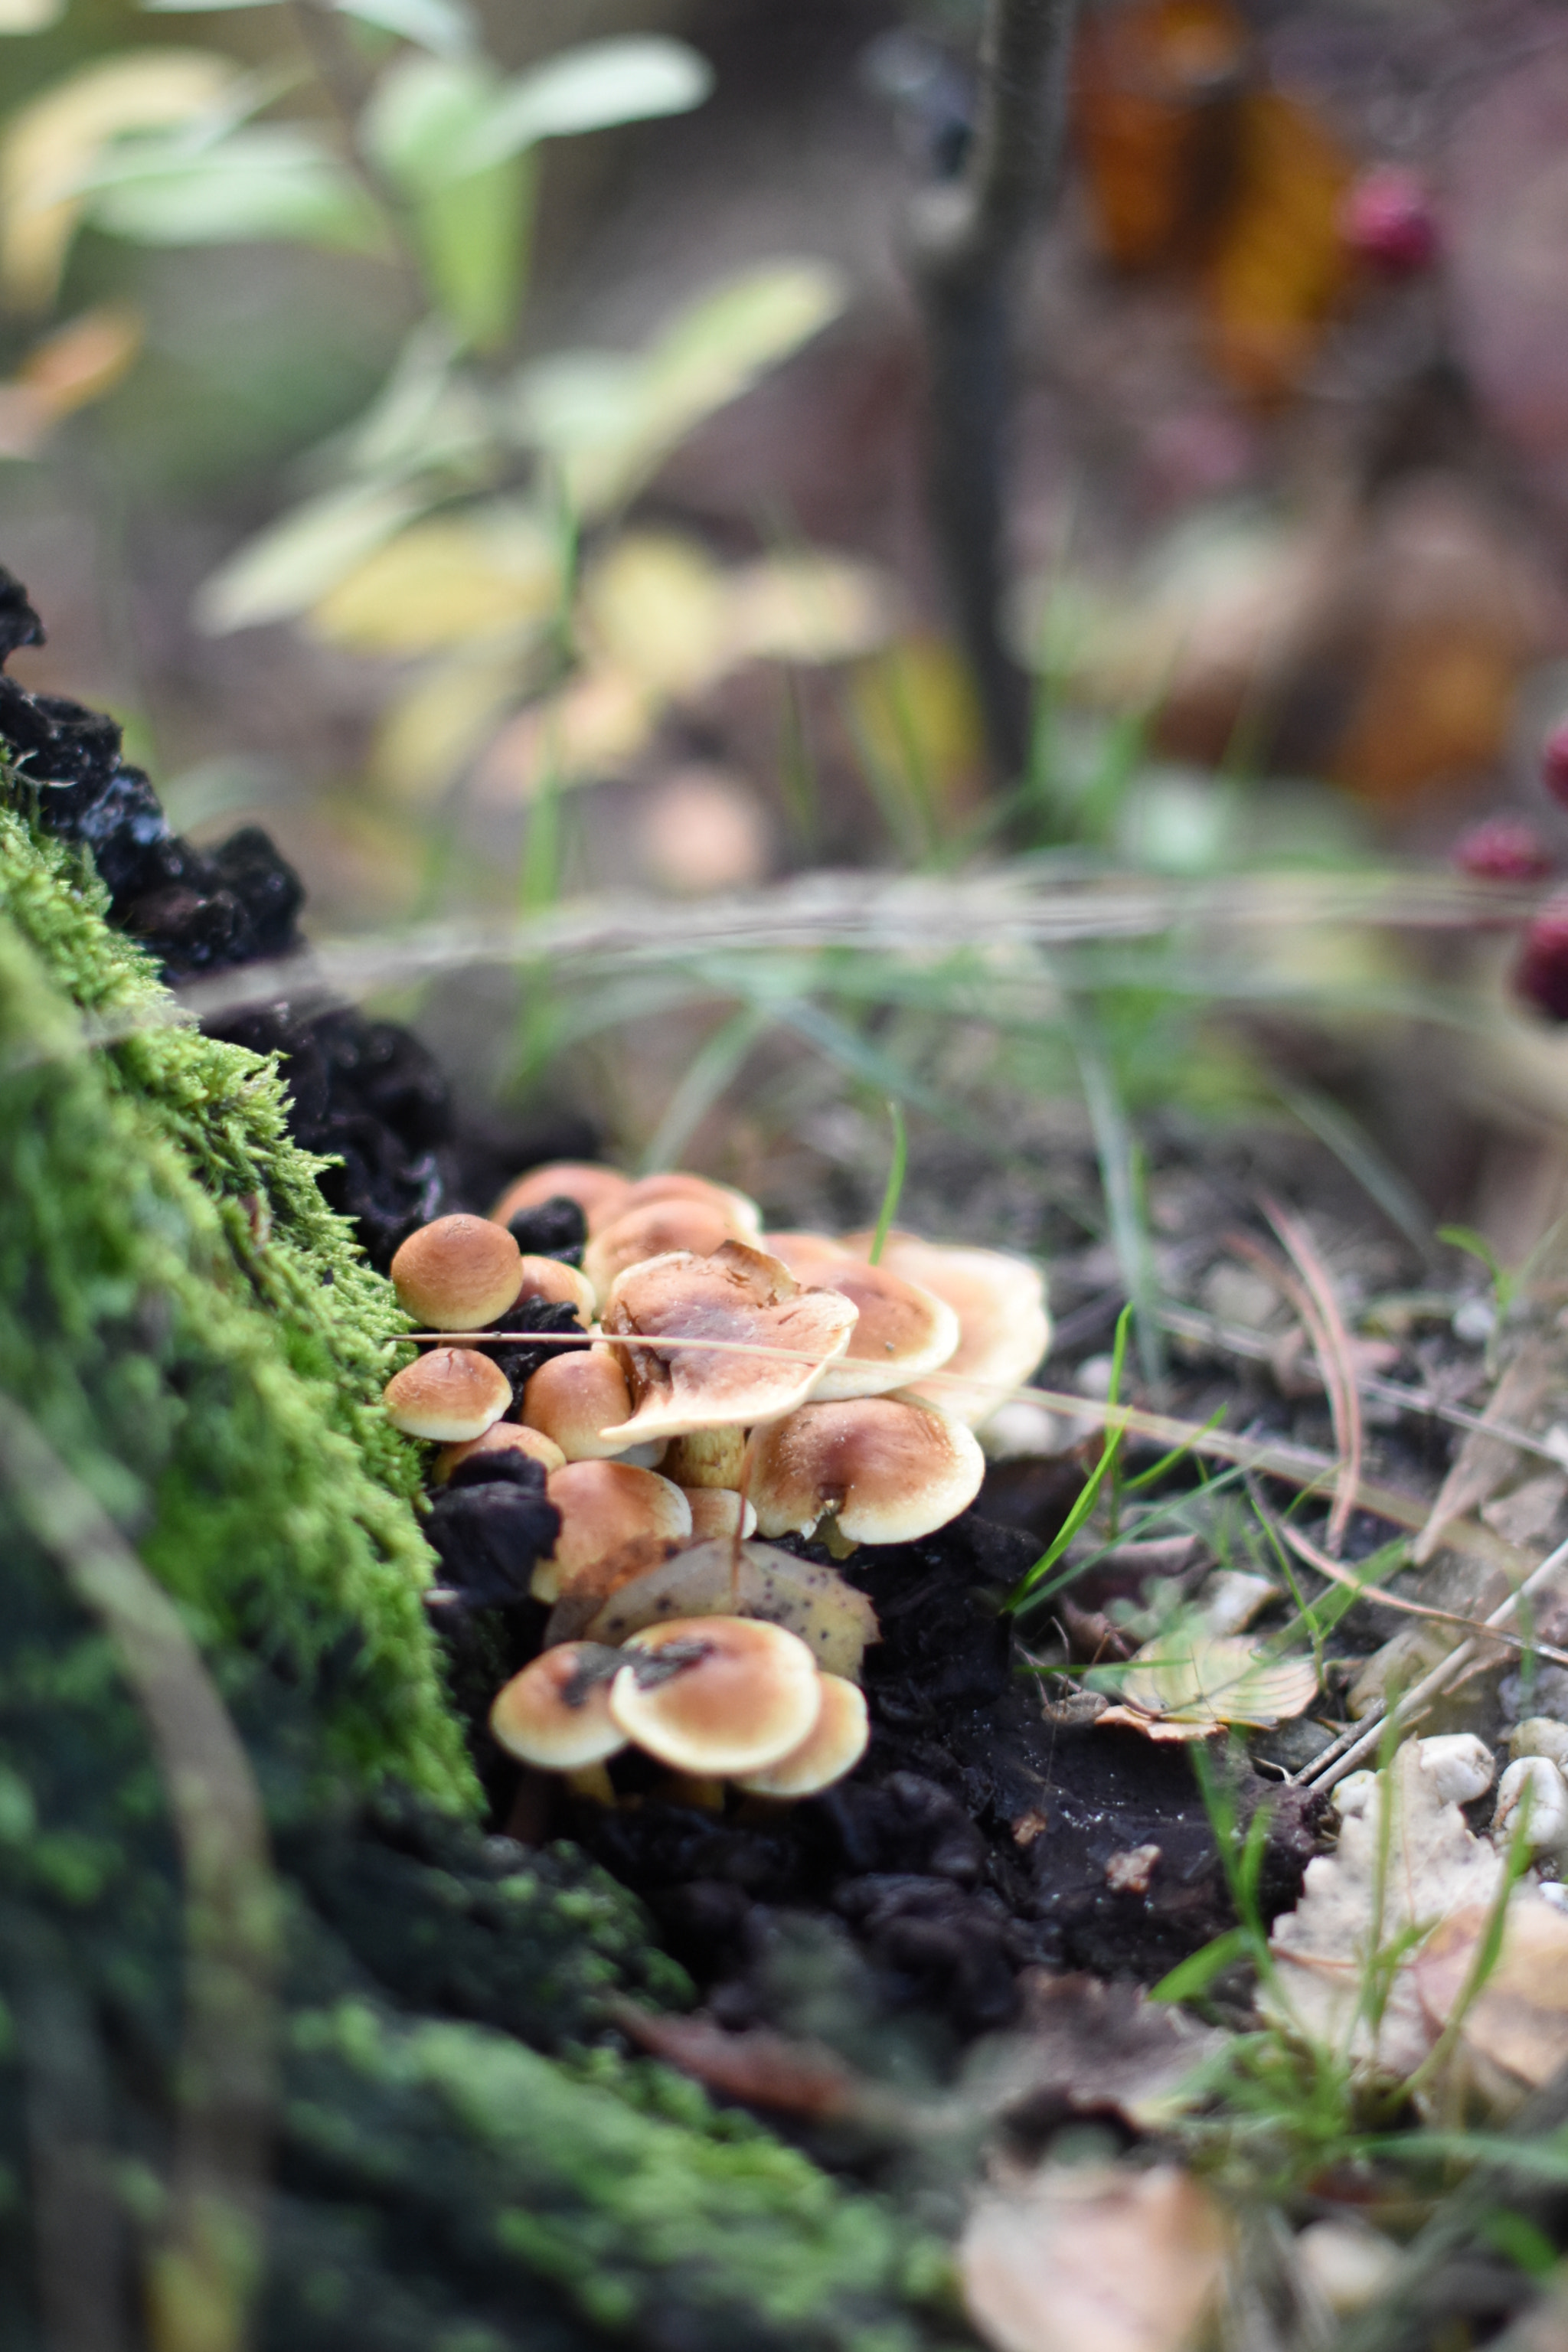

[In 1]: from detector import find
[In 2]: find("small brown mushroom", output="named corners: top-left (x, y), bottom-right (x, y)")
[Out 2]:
top-left (609, 1171), bottom-right (763, 1239)
top-left (390, 1214), bottom-right (522, 1331)
top-left (513, 1253), bottom-right (596, 1326)
top-left (733, 1674), bottom-right (869, 1798)
top-left (491, 1161), bottom-right (632, 1230)
top-left (489, 1643), bottom-right (627, 1770)
top-left (680, 1488), bottom-right (756, 1540)
top-left (536, 1459), bottom-right (692, 1602)
top-left (748, 1393), bottom-right (985, 1545)
top-left (599, 1242), bottom-right (857, 1444)
top-left (382, 1347), bottom-right (512, 1441)
top-left (521, 1348), bottom-right (662, 1464)
top-left (583, 1197), bottom-right (753, 1307)
top-left (841, 1232), bottom-right (1050, 1428)
top-left (608, 1615), bottom-right (824, 1776)
top-left (763, 1230), bottom-right (854, 1282)
top-left (802, 1260), bottom-right (960, 1401)
top-left (434, 1421), bottom-right (566, 1481)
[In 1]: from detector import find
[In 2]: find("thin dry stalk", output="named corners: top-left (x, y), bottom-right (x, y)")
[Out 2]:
top-left (1259, 1200), bottom-right (1364, 1555)
top-left (1273, 1512), bottom-right (1568, 1671)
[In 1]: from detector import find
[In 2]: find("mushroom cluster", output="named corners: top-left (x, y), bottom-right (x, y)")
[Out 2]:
top-left (380, 1158), bottom-right (1049, 1793)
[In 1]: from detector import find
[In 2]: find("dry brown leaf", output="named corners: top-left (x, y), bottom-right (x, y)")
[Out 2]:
top-left (966, 1973), bottom-right (1224, 2132)
top-left (1266, 1737), bottom-right (1506, 2075)
top-left (962, 2162), bottom-right (1230, 2352)
top-left (1414, 1896), bottom-right (1568, 2113)
top-left (1414, 1340), bottom-right (1554, 1566)
top-left (610, 2001), bottom-right (862, 2118)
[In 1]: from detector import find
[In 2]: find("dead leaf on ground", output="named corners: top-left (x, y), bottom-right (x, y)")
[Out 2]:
top-left (1201, 90), bottom-right (1351, 400)
top-left (962, 2162), bottom-right (1230, 2352)
top-left (1096, 1628), bottom-right (1317, 1740)
top-left (1266, 1737), bottom-right (1507, 2076)
top-left (1414, 1896), bottom-right (1568, 2115)
top-left (963, 1971), bottom-right (1225, 2132)
top-left (1074, 0), bottom-right (1250, 273)
top-left (609, 2000), bottom-right (864, 2118)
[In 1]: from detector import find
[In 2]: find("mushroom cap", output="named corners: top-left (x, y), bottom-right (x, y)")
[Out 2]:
top-left (803, 1261), bottom-right (960, 1401)
top-left (841, 1232), bottom-right (1049, 1427)
top-left (681, 1487), bottom-right (757, 1540)
top-left (599, 1241), bottom-right (858, 1443)
top-left (762, 1230), bottom-right (854, 1282)
top-left (513, 1254), bottom-right (596, 1325)
top-left (583, 1197), bottom-right (753, 1307)
top-left (733, 1673), bottom-right (869, 1797)
top-left (435, 1421), bottom-right (566, 1481)
top-left (537, 1459), bottom-right (692, 1601)
top-left (383, 1347), bottom-right (513, 1441)
top-left (606, 1171), bottom-right (764, 1239)
top-left (391, 1214), bottom-right (523, 1331)
top-left (490, 1643), bottom-right (627, 1770)
top-left (748, 1393), bottom-right (985, 1544)
top-left (491, 1161), bottom-right (632, 1230)
top-left (523, 1347), bottom-right (648, 1462)
top-left (609, 1615), bottom-right (824, 1776)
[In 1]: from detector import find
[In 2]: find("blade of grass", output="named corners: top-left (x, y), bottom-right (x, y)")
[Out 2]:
top-left (1007, 1304), bottom-right (1133, 1612)
top-left (638, 1002), bottom-right (773, 1174)
top-left (867, 1099), bottom-right (907, 1266)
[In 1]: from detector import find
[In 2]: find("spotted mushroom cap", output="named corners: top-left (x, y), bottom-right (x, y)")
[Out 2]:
top-left (598, 1240), bottom-right (857, 1444)
top-left (748, 1392), bottom-right (985, 1545)
top-left (391, 1214), bottom-right (523, 1331)
top-left (535, 1459), bottom-right (692, 1602)
top-left (733, 1672), bottom-right (869, 1798)
top-left (608, 1615), bottom-right (824, 1777)
top-left (583, 1197), bottom-right (756, 1308)
top-left (491, 1161), bottom-right (632, 1231)
top-left (842, 1231), bottom-right (1049, 1428)
top-left (435, 1420), bottom-right (567, 1481)
top-left (382, 1346), bottom-right (513, 1441)
top-left (490, 1643), bottom-right (627, 1770)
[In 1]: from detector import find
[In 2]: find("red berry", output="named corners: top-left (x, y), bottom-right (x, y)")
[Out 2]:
top-left (1454, 816), bottom-right (1553, 884)
top-left (1342, 168), bottom-right (1439, 274)
top-left (1543, 720), bottom-right (1568, 808)
top-left (1514, 897), bottom-right (1568, 1021)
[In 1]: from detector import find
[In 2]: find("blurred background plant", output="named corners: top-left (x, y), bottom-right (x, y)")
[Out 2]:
top-left (10, 0), bottom-right (1568, 1276)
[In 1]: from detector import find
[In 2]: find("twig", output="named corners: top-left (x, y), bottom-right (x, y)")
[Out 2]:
top-left (1295, 1529), bottom-right (1568, 1793)
top-left (1261, 1200), bottom-right (1364, 1555)
top-left (909, 0), bottom-right (1080, 786)
top-left (1273, 1512), bottom-right (1568, 1672)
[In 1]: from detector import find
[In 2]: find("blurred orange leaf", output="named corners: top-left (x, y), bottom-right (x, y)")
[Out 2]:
top-left (1075, 0), bottom-right (1249, 272)
top-left (1202, 90), bottom-right (1351, 399)
top-left (0, 302), bottom-right (142, 457)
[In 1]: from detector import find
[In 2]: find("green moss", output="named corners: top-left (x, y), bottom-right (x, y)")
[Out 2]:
top-left (0, 809), bottom-right (472, 1806)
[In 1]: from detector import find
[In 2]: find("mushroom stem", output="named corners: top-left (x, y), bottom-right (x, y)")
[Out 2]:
top-left (660, 1772), bottom-right (725, 1811)
top-left (564, 1762), bottom-right (617, 1805)
top-left (821, 1516), bottom-right (858, 1562)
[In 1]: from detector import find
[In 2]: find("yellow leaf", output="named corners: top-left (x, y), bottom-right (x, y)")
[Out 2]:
top-left (370, 652), bottom-right (522, 806)
top-left (848, 633), bottom-right (986, 831)
top-left (578, 531), bottom-right (729, 697)
top-left (1098, 1630), bottom-right (1317, 1739)
top-left (1075, 0), bottom-right (1250, 272)
top-left (726, 551), bottom-right (893, 667)
top-left (309, 509), bottom-right (560, 655)
top-left (1, 51), bottom-right (239, 309)
top-left (472, 666), bottom-right (653, 804)
top-left (1203, 90), bottom-right (1351, 400)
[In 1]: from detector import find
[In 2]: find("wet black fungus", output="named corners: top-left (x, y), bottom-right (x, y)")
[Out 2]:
top-left (505, 1194), bottom-right (587, 1263)
top-left (425, 1455), bottom-right (562, 1612)
top-left (475, 1295), bottom-right (586, 1400)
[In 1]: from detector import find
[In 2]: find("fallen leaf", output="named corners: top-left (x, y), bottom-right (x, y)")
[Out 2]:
top-left (610, 2001), bottom-right (861, 2118)
top-left (1266, 1736), bottom-right (1508, 2076)
top-left (1096, 1628), bottom-right (1317, 1740)
top-left (1074, 0), bottom-right (1250, 272)
top-left (962, 2162), bottom-right (1230, 2352)
top-left (974, 1972), bottom-right (1225, 2131)
top-left (1414, 1896), bottom-right (1568, 2113)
